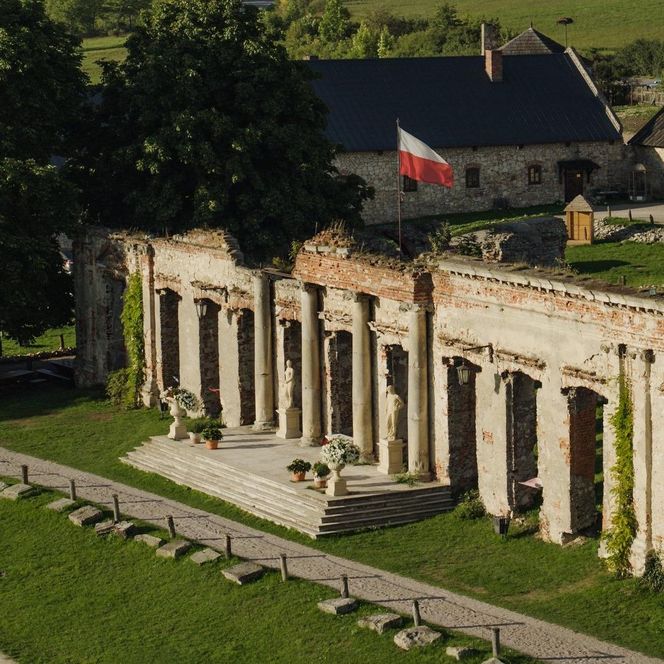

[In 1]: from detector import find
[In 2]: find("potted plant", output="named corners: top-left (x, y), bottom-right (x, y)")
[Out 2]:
top-left (188, 419), bottom-right (208, 444)
top-left (287, 458), bottom-right (312, 482)
top-left (320, 435), bottom-right (361, 496)
top-left (312, 462), bottom-right (330, 489)
top-left (201, 424), bottom-right (223, 450)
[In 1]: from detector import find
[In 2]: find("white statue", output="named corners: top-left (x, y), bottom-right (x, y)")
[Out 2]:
top-left (385, 385), bottom-right (405, 440)
top-left (284, 359), bottom-right (295, 409)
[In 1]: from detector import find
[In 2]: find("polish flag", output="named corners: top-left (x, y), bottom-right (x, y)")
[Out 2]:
top-left (399, 127), bottom-right (453, 188)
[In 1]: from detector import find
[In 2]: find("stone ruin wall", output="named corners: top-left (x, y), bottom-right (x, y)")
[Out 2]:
top-left (337, 141), bottom-right (628, 224)
top-left (75, 228), bottom-right (664, 573)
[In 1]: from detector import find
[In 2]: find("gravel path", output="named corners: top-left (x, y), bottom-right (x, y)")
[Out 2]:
top-left (1, 447), bottom-right (660, 664)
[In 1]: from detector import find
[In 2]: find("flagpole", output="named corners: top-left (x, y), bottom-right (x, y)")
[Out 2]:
top-left (396, 118), bottom-right (402, 260)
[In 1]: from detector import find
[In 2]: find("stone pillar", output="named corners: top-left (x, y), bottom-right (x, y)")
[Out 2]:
top-left (178, 295), bottom-right (203, 406)
top-left (352, 293), bottom-right (373, 461)
top-left (631, 350), bottom-right (654, 573)
top-left (300, 284), bottom-right (321, 446)
top-left (139, 246), bottom-right (159, 406)
top-left (253, 273), bottom-right (274, 430)
top-left (407, 305), bottom-right (431, 480)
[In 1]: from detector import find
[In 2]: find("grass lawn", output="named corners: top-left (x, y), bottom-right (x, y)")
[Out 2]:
top-left (82, 35), bottom-right (127, 84)
top-left (1, 325), bottom-right (75, 358)
top-left (1, 386), bottom-right (663, 658)
top-left (566, 241), bottom-right (664, 288)
top-left (614, 105), bottom-right (661, 135)
top-left (344, 0), bottom-right (664, 51)
top-left (0, 487), bottom-right (524, 664)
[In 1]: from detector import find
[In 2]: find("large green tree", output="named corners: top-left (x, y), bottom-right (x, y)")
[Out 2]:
top-left (78, 0), bottom-right (370, 261)
top-left (0, 0), bottom-right (85, 349)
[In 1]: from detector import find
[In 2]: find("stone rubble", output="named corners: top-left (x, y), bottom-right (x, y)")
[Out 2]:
top-left (357, 613), bottom-right (403, 634)
top-left (156, 540), bottom-right (191, 559)
top-left (0, 483), bottom-right (36, 501)
top-left (69, 505), bottom-right (104, 527)
top-left (222, 562), bottom-right (265, 585)
top-left (46, 497), bottom-right (75, 512)
top-left (133, 534), bottom-right (165, 548)
top-left (317, 597), bottom-right (359, 615)
top-left (394, 625), bottom-right (443, 650)
top-left (190, 548), bottom-right (222, 566)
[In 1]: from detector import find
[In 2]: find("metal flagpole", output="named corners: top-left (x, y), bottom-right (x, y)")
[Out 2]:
top-left (396, 118), bottom-right (402, 260)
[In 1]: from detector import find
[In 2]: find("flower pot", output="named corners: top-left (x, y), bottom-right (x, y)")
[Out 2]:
top-left (205, 439), bottom-right (219, 450)
top-left (291, 471), bottom-right (306, 482)
top-left (189, 432), bottom-right (201, 444)
top-left (313, 476), bottom-right (328, 489)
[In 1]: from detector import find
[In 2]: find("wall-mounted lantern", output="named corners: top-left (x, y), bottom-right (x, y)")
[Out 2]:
top-left (194, 298), bottom-right (209, 320)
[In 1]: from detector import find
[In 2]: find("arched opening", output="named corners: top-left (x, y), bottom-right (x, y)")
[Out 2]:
top-left (238, 309), bottom-right (255, 425)
top-left (158, 288), bottom-right (180, 389)
top-left (199, 300), bottom-right (221, 417)
top-left (326, 330), bottom-right (353, 435)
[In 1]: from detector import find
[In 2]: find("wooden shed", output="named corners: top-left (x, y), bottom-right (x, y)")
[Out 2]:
top-left (564, 195), bottom-right (594, 244)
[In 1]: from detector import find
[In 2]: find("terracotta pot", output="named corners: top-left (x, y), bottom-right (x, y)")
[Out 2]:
top-left (291, 471), bottom-right (306, 482)
top-left (205, 439), bottom-right (219, 450)
top-left (189, 432), bottom-right (201, 444)
top-left (313, 476), bottom-right (328, 489)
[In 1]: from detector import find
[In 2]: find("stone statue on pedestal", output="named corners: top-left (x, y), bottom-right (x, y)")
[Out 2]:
top-left (284, 359), bottom-right (295, 409)
top-left (385, 385), bottom-right (405, 441)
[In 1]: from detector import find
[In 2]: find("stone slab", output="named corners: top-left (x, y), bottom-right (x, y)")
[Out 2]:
top-left (94, 519), bottom-right (115, 536)
top-left (190, 548), bottom-right (222, 566)
top-left (357, 613), bottom-right (403, 634)
top-left (394, 626), bottom-right (442, 651)
top-left (46, 497), bottom-right (75, 512)
top-left (114, 520), bottom-right (137, 539)
top-left (134, 533), bottom-right (165, 548)
top-left (317, 597), bottom-right (359, 615)
top-left (447, 646), bottom-right (479, 660)
top-left (222, 562), bottom-right (265, 585)
top-left (156, 540), bottom-right (191, 559)
top-left (0, 484), bottom-right (36, 501)
top-left (68, 505), bottom-right (104, 526)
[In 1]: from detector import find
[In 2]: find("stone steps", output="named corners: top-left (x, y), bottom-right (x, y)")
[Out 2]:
top-left (122, 437), bottom-right (455, 537)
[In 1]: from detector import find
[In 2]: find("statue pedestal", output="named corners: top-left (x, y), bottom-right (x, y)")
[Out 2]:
top-left (168, 421), bottom-right (187, 440)
top-left (378, 438), bottom-right (404, 475)
top-left (276, 408), bottom-right (301, 439)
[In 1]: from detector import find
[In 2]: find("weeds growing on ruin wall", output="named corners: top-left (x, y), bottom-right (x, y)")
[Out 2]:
top-left (604, 372), bottom-right (637, 578)
top-left (106, 272), bottom-right (144, 409)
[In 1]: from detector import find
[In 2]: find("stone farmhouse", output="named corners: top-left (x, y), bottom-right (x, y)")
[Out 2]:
top-left (629, 106), bottom-right (664, 199)
top-left (76, 226), bottom-right (664, 573)
top-left (307, 29), bottom-right (625, 224)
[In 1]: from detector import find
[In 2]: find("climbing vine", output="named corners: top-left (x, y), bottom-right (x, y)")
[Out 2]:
top-left (106, 272), bottom-right (145, 409)
top-left (603, 372), bottom-right (637, 577)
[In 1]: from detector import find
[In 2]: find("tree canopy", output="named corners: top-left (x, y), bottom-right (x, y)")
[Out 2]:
top-left (0, 0), bottom-right (85, 348)
top-left (78, 0), bottom-right (370, 261)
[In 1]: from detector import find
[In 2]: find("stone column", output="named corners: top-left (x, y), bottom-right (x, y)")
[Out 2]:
top-left (407, 305), bottom-right (431, 480)
top-left (253, 272), bottom-right (274, 430)
top-left (300, 284), bottom-right (321, 446)
top-left (352, 293), bottom-right (373, 461)
top-left (139, 246), bottom-right (159, 406)
top-left (631, 349), bottom-right (654, 573)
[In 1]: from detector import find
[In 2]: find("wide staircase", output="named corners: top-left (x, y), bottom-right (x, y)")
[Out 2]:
top-left (122, 437), bottom-right (455, 537)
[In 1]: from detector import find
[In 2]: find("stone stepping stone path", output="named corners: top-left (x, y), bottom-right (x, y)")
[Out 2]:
top-left (156, 540), bottom-right (191, 559)
top-left (394, 625), bottom-right (442, 650)
top-left (357, 613), bottom-right (402, 634)
top-left (317, 597), bottom-right (359, 615)
top-left (46, 497), bottom-right (75, 512)
top-left (134, 534), bottom-right (164, 548)
top-left (68, 505), bottom-right (104, 526)
top-left (447, 646), bottom-right (479, 660)
top-left (222, 562), bottom-right (264, 585)
top-left (1, 484), bottom-right (36, 501)
top-left (190, 548), bottom-right (221, 566)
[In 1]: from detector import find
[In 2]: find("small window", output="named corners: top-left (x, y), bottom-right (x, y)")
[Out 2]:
top-left (465, 167), bottom-right (480, 189)
top-left (528, 165), bottom-right (542, 185)
top-left (403, 175), bottom-right (418, 192)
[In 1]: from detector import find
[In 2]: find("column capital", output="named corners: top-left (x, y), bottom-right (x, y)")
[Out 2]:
top-left (399, 302), bottom-right (431, 314)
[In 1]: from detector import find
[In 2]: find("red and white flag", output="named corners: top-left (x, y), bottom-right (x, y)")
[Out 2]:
top-left (398, 127), bottom-right (453, 188)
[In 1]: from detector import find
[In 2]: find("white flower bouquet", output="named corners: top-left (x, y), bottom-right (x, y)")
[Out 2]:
top-left (320, 436), bottom-right (361, 466)
top-left (163, 386), bottom-right (200, 411)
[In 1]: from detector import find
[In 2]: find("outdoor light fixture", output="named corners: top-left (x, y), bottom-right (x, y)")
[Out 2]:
top-left (194, 298), bottom-right (209, 319)
top-left (456, 362), bottom-right (471, 386)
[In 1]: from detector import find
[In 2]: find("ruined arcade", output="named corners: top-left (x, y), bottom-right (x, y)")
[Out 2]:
top-left (75, 226), bottom-right (664, 572)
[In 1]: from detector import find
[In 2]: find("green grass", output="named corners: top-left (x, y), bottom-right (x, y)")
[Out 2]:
top-left (1, 325), bottom-right (75, 357)
top-left (614, 105), bottom-right (661, 134)
top-left (566, 241), bottom-right (664, 287)
top-left (344, 0), bottom-right (664, 51)
top-left (82, 35), bottom-right (127, 84)
top-left (0, 486), bottom-right (525, 664)
top-left (1, 386), bottom-right (663, 658)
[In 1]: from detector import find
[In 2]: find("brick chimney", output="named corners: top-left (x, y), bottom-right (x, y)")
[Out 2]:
top-left (480, 23), bottom-right (499, 54)
top-left (485, 49), bottom-right (503, 82)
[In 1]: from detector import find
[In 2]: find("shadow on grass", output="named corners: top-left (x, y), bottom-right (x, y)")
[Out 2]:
top-left (567, 260), bottom-right (630, 273)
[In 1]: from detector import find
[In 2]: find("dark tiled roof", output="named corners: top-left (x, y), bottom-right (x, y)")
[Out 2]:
top-left (629, 107), bottom-right (664, 147)
top-left (500, 27), bottom-right (566, 55)
top-left (308, 54), bottom-right (621, 152)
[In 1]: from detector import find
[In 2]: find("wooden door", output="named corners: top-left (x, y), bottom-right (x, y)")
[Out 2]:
top-left (564, 169), bottom-right (584, 202)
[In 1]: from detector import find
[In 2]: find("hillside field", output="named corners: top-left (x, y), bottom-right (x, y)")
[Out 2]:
top-left (344, 0), bottom-right (664, 51)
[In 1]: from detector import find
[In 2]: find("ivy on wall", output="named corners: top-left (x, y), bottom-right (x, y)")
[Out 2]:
top-left (106, 272), bottom-right (145, 409)
top-left (604, 372), bottom-right (637, 577)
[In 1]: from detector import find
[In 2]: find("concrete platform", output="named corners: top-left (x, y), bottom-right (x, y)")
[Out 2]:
top-left (122, 427), bottom-right (454, 537)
